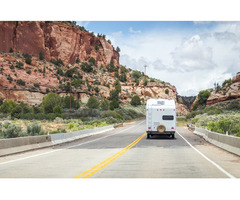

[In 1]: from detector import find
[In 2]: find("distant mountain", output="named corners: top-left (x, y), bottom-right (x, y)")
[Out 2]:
top-left (178, 96), bottom-right (196, 110)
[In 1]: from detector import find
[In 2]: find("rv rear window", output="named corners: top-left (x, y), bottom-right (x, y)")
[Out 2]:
top-left (162, 115), bottom-right (174, 120)
top-left (157, 101), bottom-right (165, 105)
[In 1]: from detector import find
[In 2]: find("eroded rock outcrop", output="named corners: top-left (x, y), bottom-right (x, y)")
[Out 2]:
top-left (0, 21), bottom-right (119, 66)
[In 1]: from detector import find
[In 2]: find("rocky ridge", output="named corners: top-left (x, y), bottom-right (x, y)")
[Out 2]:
top-left (0, 21), bottom-right (189, 116)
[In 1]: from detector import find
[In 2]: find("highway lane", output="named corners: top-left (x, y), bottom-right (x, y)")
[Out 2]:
top-left (0, 120), bottom-right (240, 178)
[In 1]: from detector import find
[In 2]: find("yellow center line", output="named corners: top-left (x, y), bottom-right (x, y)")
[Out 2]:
top-left (74, 132), bottom-right (147, 178)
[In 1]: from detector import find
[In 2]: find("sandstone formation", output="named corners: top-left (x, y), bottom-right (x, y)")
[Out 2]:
top-left (0, 21), bottom-right (119, 66)
top-left (206, 73), bottom-right (240, 106)
top-left (0, 21), bottom-right (189, 115)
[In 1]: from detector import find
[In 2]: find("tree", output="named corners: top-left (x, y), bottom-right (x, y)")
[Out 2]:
top-left (89, 57), bottom-right (96, 65)
top-left (143, 77), bottom-right (148, 86)
top-left (197, 90), bottom-right (211, 105)
top-left (0, 100), bottom-right (16, 114)
top-left (39, 51), bottom-right (44, 60)
top-left (101, 99), bottom-right (109, 110)
top-left (130, 95), bottom-right (141, 106)
top-left (25, 56), bottom-right (32, 65)
top-left (76, 57), bottom-right (80, 64)
top-left (165, 89), bottom-right (169, 95)
top-left (116, 46), bottom-right (121, 53)
top-left (41, 93), bottom-right (62, 114)
top-left (110, 99), bottom-right (119, 110)
top-left (11, 105), bottom-right (23, 118)
top-left (114, 79), bottom-right (121, 93)
top-left (131, 70), bottom-right (142, 79)
top-left (53, 105), bottom-right (63, 114)
top-left (86, 96), bottom-right (99, 109)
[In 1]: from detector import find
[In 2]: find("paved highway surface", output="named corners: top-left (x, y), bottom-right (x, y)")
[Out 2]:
top-left (0, 120), bottom-right (240, 178)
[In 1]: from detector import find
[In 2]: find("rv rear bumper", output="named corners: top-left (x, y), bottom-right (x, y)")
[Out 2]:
top-left (147, 131), bottom-right (175, 135)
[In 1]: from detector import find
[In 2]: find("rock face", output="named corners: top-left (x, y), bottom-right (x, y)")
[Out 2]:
top-left (206, 73), bottom-right (240, 106)
top-left (0, 21), bottom-right (189, 115)
top-left (0, 21), bottom-right (119, 66)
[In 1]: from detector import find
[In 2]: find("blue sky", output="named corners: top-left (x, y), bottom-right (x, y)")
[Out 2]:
top-left (78, 21), bottom-right (217, 36)
top-left (77, 21), bottom-right (240, 96)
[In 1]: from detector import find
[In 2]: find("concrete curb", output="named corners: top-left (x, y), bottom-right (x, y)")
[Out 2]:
top-left (194, 127), bottom-right (240, 156)
top-left (0, 125), bottom-right (114, 157)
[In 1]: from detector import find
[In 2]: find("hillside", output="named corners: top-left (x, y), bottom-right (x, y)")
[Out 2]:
top-left (206, 73), bottom-right (240, 105)
top-left (190, 73), bottom-right (240, 110)
top-left (0, 21), bottom-right (188, 116)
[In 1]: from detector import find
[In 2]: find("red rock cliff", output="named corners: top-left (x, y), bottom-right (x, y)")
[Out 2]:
top-left (0, 21), bottom-right (119, 66)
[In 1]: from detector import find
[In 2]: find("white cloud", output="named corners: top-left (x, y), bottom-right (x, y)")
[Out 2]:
top-left (113, 22), bottom-right (240, 96)
top-left (129, 27), bottom-right (141, 34)
top-left (76, 21), bottom-right (90, 28)
top-left (171, 35), bottom-right (216, 72)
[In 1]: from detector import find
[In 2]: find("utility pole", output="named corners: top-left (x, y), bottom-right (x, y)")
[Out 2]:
top-left (144, 65), bottom-right (147, 75)
top-left (70, 81), bottom-right (71, 111)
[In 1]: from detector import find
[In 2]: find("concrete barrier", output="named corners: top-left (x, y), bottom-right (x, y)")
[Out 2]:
top-left (194, 127), bottom-right (240, 156)
top-left (0, 125), bottom-right (114, 157)
top-left (0, 135), bottom-right (52, 156)
top-left (50, 125), bottom-right (114, 144)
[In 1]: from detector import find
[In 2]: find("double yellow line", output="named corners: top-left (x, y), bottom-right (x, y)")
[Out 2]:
top-left (74, 132), bottom-right (147, 178)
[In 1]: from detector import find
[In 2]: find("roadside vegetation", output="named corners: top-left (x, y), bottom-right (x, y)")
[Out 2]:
top-left (0, 93), bottom-right (145, 139)
top-left (186, 98), bottom-right (240, 137)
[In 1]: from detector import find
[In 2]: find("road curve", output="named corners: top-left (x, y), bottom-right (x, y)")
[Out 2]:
top-left (0, 120), bottom-right (240, 178)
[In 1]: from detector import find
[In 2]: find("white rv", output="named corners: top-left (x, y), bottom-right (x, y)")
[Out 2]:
top-left (146, 98), bottom-right (176, 139)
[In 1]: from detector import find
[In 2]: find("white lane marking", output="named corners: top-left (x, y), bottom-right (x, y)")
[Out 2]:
top-left (176, 131), bottom-right (236, 179)
top-left (0, 120), bottom-right (145, 166)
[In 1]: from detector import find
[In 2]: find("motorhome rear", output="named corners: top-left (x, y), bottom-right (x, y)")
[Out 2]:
top-left (146, 99), bottom-right (176, 139)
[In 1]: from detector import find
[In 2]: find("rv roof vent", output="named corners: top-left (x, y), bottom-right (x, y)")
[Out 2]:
top-left (157, 101), bottom-right (165, 105)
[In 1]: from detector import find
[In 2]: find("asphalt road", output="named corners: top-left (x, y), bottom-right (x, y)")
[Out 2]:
top-left (0, 119), bottom-right (240, 178)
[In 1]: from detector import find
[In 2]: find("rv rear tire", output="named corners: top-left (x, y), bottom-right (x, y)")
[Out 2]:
top-left (147, 134), bottom-right (151, 139)
top-left (172, 134), bottom-right (175, 139)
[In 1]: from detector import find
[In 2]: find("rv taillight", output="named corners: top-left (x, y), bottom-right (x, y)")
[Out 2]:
top-left (148, 127), bottom-right (151, 129)
top-left (171, 127), bottom-right (175, 129)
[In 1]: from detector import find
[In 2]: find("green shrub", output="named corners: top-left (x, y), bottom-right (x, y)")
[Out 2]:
top-left (50, 59), bottom-right (64, 66)
top-left (197, 90), bottom-right (211, 105)
top-left (27, 122), bottom-right (44, 136)
top-left (89, 57), bottom-right (96, 65)
top-left (110, 99), bottom-right (119, 110)
top-left (68, 123), bottom-right (74, 129)
top-left (165, 89), bottom-right (169, 95)
top-left (53, 105), bottom-right (63, 114)
top-left (39, 51), bottom-right (44, 60)
top-left (101, 99), bottom-right (109, 111)
top-left (16, 61), bottom-right (24, 69)
top-left (131, 70), bottom-right (142, 79)
top-left (0, 100), bottom-right (17, 113)
top-left (222, 78), bottom-right (232, 87)
top-left (16, 79), bottom-right (25, 86)
top-left (25, 56), bottom-right (32, 65)
top-left (3, 123), bottom-right (23, 138)
top-left (130, 95), bottom-right (141, 106)
top-left (86, 96), bottom-right (99, 109)
top-left (143, 78), bottom-right (148, 86)
top-left (11, 105), bottom-right (23, 118)
top-left (81, 62), bottom-right (93, 72)
top-left (101, 110), bottom-right (117, 118)
top-left (76, 57), bottom-right (80, 63)
top-left (65, 67), bottom-right (76, 77)
top-left (41, 93), bottom-right (62, 114)
top-left (227, 100), bottom-right (240, 110)
top-left (34, 83), bottom-right (40, 88)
